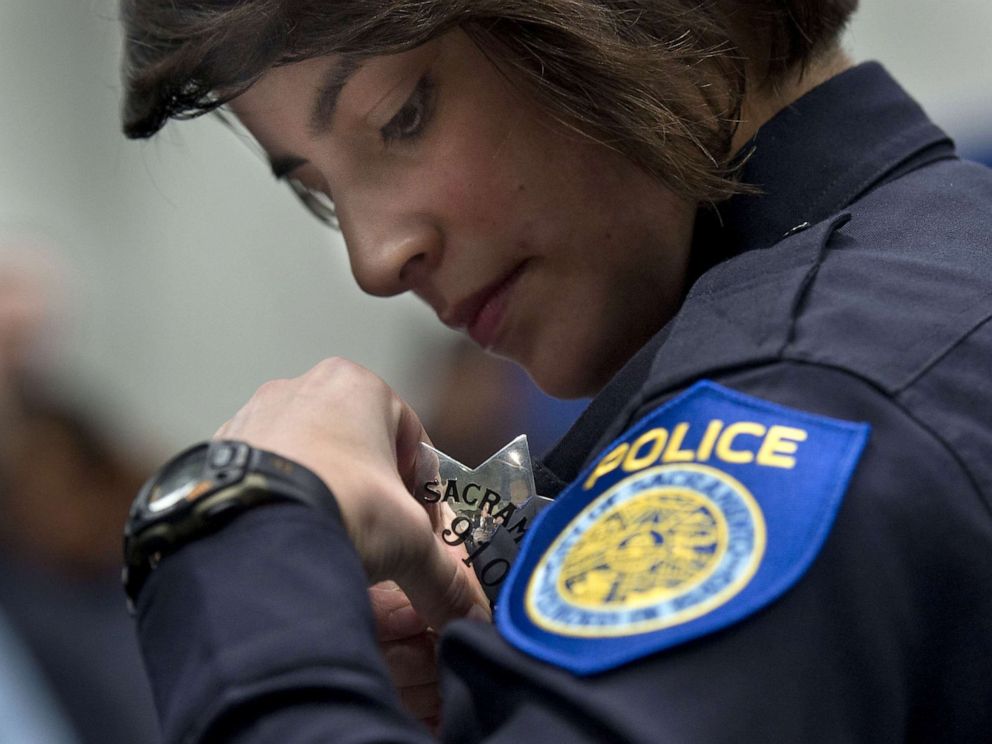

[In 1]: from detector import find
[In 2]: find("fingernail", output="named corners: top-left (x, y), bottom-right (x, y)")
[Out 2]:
top-left (387, 604), bottom-right (427, 636)
top-left (466, 604), bottom-right (492, 623)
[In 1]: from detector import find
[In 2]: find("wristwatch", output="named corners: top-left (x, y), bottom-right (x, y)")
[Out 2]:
top-left (123, 440), bottom-right (339, 612)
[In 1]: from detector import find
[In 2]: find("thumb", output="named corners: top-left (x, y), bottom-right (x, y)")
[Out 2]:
top-left (397, 538), bottom-right (491, 631)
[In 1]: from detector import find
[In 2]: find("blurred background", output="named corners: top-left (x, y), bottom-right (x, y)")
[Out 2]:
top-left (0, 2), bottom-right (990, 742)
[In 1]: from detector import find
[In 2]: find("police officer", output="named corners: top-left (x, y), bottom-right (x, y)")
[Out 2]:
top-left (119, 1), bottom-right (992, 741)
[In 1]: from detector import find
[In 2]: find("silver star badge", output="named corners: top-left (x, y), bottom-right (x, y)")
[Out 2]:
top-left (414, 434), bottom-right (542, 543)
top-left (414, 435), bottom-right (552, 600)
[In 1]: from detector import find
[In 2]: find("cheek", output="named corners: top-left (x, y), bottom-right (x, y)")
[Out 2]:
top-left (426, 75), bottom-right (555, 236)
top-left (429, 135), bottom-right (531, 235)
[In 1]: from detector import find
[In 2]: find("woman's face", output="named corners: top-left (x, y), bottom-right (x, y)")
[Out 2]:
top-left (229, 30), bottom-right (695, 397)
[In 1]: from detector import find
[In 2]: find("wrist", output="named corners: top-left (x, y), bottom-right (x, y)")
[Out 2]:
top-left (123, 440), bottom-right (340, 611)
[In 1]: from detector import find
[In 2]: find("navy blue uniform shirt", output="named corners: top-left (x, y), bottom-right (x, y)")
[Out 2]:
top-left (136, 63), bottom-right (992, 743)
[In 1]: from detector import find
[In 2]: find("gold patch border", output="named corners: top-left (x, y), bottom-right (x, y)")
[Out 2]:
top-left (525, 463), bottom-right (767, 638)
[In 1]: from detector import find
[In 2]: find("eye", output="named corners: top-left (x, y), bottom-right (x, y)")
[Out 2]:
top-left (380, 74), bottom-right (435, 145)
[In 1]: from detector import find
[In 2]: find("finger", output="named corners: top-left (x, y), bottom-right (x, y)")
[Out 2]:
top-left (398, 536), bottom-right (492, 631)
top-left (393, 394), bottom-right (429, 493)
top-left (369, 581), bottom-right (428, 641)
top-left (380, 631), bottom-right (439, 688)
top-left (397, 681), bottom-right (441, 721)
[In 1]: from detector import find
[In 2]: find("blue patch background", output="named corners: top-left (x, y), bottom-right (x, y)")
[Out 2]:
top-left (496, 380), bottom-right (870, 676)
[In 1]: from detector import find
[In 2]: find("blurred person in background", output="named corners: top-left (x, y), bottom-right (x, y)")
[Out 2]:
top-left (117, 1), bottom-right (992, 742)
top-left (0, 605), bottom-right (78, 743)
top-left (0, 240), bottom-right (159, 743)
top-left (0, 243), bottom-right (63, 416)
top-left (424, 339), bottom-right (585, 468)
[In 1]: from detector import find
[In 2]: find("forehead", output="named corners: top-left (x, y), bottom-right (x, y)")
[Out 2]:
top-left (227, 56), bottom-right (340, 151)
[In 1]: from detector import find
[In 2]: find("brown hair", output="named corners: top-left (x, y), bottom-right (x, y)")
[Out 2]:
top-left (120, 0), bottom-right (857, 202)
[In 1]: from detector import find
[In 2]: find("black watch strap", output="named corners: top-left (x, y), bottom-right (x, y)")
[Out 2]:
top-left (123, 440), bottom-right (340, 611)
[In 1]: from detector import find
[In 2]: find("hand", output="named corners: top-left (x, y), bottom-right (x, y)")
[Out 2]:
top-left (370, 582), bottom-right (442, 730)
top-left (214, 357), bottom-right (490, 631)
top-left (369, 504), bottom-right (491, 729)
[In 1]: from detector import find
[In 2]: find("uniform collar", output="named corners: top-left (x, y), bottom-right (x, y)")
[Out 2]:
top-left (536, 62), bottom-right (955, 496)
top-left (692, 61), bottom-right (953, 265)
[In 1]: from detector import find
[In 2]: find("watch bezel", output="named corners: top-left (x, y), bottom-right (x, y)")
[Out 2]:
top-left (126, 441), bottom-right (251, 535)
top-left (123, 440), bottom-right (339, 612)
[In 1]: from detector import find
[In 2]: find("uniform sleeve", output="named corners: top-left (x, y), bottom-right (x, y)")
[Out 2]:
top-left (136, 503), bottom-right (435, 744)
top-left (135, 363), bottom-right (992, 743)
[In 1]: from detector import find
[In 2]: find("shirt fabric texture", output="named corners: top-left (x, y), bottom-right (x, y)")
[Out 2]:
top-left (136, 62), bottom-right (992, 743)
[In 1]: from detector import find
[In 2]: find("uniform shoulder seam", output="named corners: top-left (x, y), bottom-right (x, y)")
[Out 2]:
top-left (775, 359), bottom-right (992, 520)
top-left (891, 311), bottom-right (992, 395)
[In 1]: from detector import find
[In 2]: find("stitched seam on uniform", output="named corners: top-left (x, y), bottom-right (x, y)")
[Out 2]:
top-left (779, 213), bottom-right (852, 355)
top-left (884, 385), bottom-right (992, 519)
top-left (891, 311), bottom-right (992, 395)
top-left (801, 123), bottom-right (948, 220)
top-left (830, 135), bottom-right (955, 212)
top-left (665, 250), bottom-right (818, 356)
top-left (774, 358), bottom-right (992, 520)
top-left (687, 263), bottom-right (800, 300)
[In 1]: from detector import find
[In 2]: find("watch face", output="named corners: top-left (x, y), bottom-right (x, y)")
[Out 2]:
top-left (147, 445), bottom-right (209, 514)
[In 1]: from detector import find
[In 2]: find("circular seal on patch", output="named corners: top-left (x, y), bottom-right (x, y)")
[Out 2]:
top-left (525, 463), bottom-right (766, 638)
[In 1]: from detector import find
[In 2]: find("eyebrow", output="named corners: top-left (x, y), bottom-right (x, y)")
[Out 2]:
top-left (308, 55), bottom-right (364, 137)
top-left (267, 56), bottom-right (365, 181)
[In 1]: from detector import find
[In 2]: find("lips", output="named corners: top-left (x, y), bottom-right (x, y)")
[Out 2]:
top-left (442, 262), bottom-right (526, 349)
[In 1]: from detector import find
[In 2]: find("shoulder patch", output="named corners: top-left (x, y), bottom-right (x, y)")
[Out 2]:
top-left (496, 380), bottom-right (869, 675)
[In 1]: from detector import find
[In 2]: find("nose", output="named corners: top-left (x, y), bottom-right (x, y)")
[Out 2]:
top-left (339, 209), bottom-right (443, 298)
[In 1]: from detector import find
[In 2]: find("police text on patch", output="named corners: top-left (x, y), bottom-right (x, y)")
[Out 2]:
top-left (584, 420), bottom-right (807, 491)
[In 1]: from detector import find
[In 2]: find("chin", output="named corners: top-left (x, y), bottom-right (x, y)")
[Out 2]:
top-left (517, 326), bottom-right (656, 399)
top-left (522, 356), bottom-right (612, 400)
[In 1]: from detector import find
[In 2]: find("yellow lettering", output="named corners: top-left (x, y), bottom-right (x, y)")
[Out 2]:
top-left (585, 419), bottom-right (805, 490)
top-left (583, 443), bottom-right (629, 490)
top-left (662, 422), bottom-right (695, 462)
top-left (756, 425), bottom-right (808, 468)
top-left (695, 420), bottom-right (724, 462)
top-left (716, 422), bottom-right (766, 464)
top-left (623, 428), bottom-right (668, 472)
